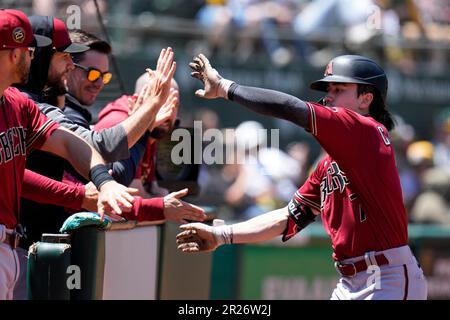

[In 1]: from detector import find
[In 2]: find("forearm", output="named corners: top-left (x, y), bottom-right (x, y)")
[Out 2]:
top-left (230, 207), bottom-right (289, 244)
top-left (121, 100), bottom-right (159, 148)
top-left (121, 196), bottom-right (165, 222)
top-left (41, 127), bottom-right (106, 180)
top-left (37, 102), bottom-right (129, 162)
top-left (87, 126), bottom-right (129, 162)
top-left (228, 83), bottom-right (310, 129)
top-left (110, 137), bottom-right (146, 186)
top-left (22, 169), bottom-right (84, 210)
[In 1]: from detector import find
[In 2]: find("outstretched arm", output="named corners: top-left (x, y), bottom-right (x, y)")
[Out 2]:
top-left (22, 169), bottom-right (85, 210)
top-left (38, 47), bottom-right (177, 163)
top-left (176, 207), bottom-right (289, 252)
top-left (189, 54), bottom-right (310, 129)
top-left (120, 47), bottom-right (177, 147)
top-left (39, 126), bottom-right (137, 218)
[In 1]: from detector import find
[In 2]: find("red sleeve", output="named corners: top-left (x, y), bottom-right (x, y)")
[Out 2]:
top-left (121, 196), bottom-right (165, 222)
top-left (23, 97), bottom-right (59, 151)
top-left (94, 95), bottom-right (131, 131)
top-left (22, 169), bottom-right (85, 210)
top-left (295, 159), bottom-right (325, 212)
top-left (305, 102), bottom-right (365, 168)
top-left (282, 161), bottom-right (324, 241)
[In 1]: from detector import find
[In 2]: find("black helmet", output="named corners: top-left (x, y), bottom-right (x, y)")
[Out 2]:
top-left (310, 55), bottom-right (388, 101)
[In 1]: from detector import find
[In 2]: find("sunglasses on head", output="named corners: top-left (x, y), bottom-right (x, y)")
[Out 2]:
top-left (74, 63), bottom-right (112, 84)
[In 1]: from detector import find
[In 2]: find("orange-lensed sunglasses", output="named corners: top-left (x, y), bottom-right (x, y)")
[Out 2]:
top-left (74, 63), bottom-right (112, 84)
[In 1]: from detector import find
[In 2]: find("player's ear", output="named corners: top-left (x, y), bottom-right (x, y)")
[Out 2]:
top-left (9, 48), bottom-right (21, 63)
top-left (359, 92), bottom-right (373, 111)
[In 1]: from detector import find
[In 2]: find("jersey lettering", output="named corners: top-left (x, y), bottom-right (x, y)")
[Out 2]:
top-left (320, 162), bottom-right (349, 207)
top-left (0, 127), bottom-right (27, 164)
top-left (377, 126), bottom-right (391, 146)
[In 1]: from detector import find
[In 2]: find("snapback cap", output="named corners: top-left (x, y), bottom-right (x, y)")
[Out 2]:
top-left (0, 9), bottom-right (51, 49)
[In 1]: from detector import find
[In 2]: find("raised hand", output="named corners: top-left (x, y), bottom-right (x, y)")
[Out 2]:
top-left (147, 47), bottom-right (177, 107)
top-left (163, 188), bottom-right (207, 224)
top-left (176, 222), bottom-right (220, 253)
top-left (152, 88), bottom-right (179, 129)
top-left (129, 47), bottom-right (177, 115)
top-left (189, 53), bottom-right (229, 99)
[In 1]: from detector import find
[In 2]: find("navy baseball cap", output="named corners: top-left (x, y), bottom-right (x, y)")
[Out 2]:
top-left (28, 15), bottom-right (89, 53)
top-left (51, 17), bottom-right (88, 53)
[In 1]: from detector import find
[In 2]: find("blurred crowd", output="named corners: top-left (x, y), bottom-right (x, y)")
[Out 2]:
top-left (5, 0), bottom-right (450, 71)
top-left (193, 0), bottom-right (450, 72)
top-left (392, 110), bottom-right (450, 224)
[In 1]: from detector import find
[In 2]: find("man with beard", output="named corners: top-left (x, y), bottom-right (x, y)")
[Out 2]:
top-left (17, 21), bottom-right (186, 250)
top-left (95, 73), bottom-right (180, 198)
top-left (13, 19), bottom-right (195, 299)
top-left (62, 30), bottom-right (201, 219)
top-left (19, 16), bottom-right (88, 105)
top-left (0, 9), bottom-right (138, 300)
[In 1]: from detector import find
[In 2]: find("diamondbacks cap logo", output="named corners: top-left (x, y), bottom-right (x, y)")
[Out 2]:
top-left (12, 27), bottom-right (25, 44)
top-left (324, 61), bottom-right (333, 76)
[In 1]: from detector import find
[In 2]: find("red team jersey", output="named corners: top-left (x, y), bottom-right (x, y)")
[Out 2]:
top-left (0, 87), bottom-right (59, 229)
top-left (290, 102), bottom-right (407, 261)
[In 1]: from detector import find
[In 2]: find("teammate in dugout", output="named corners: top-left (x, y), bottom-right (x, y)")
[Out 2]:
top-left (0, 9), bottom-right (137, 299)
top-left (176, 53), bottom-right (428, 300)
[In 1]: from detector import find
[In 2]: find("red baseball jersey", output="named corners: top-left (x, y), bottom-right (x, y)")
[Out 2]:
top-left (0, 87), bottom-right (59, 228)
top-left (287, 102), bottom-right (408, 261)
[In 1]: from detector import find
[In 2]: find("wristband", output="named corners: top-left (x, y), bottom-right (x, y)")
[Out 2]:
top-left (213, 224), bottom-right (234, 246)
top-left (89, 164), bottom-right (115, 190)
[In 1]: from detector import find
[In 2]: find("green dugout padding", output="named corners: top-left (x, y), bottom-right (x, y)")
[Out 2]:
top-left (27, 220), bottom-right (213, 300)
top-left (70, 227), bottom-right (105, 300)
top-left (27, 242), bottom-right (71, 300)
top-left (210, 223), bottom-right (450, 300)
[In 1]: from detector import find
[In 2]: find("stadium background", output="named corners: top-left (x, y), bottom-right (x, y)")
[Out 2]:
top-left (2, 0), bottom-right (450, 300)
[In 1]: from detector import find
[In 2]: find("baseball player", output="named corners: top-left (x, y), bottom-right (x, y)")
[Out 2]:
top-left (18, 21), bottom-right (179, 245)
top-left (0, 9), bottom-right (137, 300)
top-left (94, 73), bottom-right (180, 198)
top-left (176, 54), bottom-right (428, 300)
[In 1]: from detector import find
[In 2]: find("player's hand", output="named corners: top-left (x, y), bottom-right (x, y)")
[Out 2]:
top-left (189, 53), bottom-right (227, 99)
top-left (164, 188), bottom-right (207, 224)
top-left (127, 94), bottom-right (139, 115)
top-left (147, 47), bottom-right (177, 107)
top-left (131, 48), bottom-right (177, 115)
top-left (151, 88), bottom-right (178, 130)
top-left (176, 222), bottom-right (220, 253)
top-left (81, 182), bottom-right (98, 212)
top-left (96, 181), bottom-right (139, 220)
